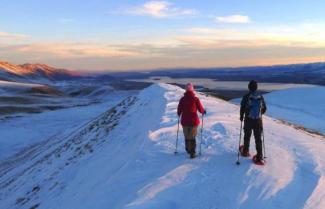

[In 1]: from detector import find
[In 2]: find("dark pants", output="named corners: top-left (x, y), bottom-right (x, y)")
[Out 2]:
top-left (182, 126), bottom-right (198, 154)
top-left (243, 118), bottom-right (263, 159)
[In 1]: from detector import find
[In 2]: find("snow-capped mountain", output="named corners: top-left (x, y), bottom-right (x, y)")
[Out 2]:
top-left (1, 83), bottom-right (324, 209)
top-left (0, 61), bottom-right (78, 83)
top-left (19, 63), bottom-right (78, 81)
top-left (0, 62), bottom-right (28, 82)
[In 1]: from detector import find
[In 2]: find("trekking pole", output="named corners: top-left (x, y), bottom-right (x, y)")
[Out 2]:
top-left (199, 114), bottom-right (204, 156)
top-left (262, 116), bottom-right (266, 159)
top-left (236, 121), bottom-right (243, 165)
top-left (262, 130), bottom-right (266, 159)
top-left (174, 116), bottom-right (180, 154)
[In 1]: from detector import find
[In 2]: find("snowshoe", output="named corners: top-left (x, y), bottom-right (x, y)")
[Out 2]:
top-left (252, 155), bottom-right (265, 166)
top-left (239, 145), bottom-right (251, 157)
top-left (190, 153), bottom-right (196, 159)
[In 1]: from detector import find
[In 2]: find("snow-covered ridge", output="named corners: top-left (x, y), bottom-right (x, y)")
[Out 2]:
top-left (0, 62), bottom-right (30, 75)
top-left (0, 83), bottom-right (325, 209)
top-left (0, 96), bottom-right (137, 208)
top-left (19, 63), bottom-right (78, 79)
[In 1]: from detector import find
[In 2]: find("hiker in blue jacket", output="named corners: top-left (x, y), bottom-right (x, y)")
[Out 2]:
top-left (240, 80), bottom-right (267, 164)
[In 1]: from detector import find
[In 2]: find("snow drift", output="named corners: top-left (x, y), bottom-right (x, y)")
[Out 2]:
top-left (0, 83), bottom-right (325, 209)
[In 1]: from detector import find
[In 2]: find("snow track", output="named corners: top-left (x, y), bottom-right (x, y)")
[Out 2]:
top-left (1, 83), bottom-right (325, 209)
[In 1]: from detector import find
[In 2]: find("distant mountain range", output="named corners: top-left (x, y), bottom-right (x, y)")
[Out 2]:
top-left (0, 61), bottom-right (79, 83)
top-left (1, 60), bottom-right (325, 85)
top-left (108, 62), bottom-right (325, 85)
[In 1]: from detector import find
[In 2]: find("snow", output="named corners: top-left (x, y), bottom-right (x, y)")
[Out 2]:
top-left (264, 86), bottom-right (325, 134)
top-left (0, 80), bottom-right (43, 93)
top-left (0, 91), bottom-right (134, 161)
top-left (1, 83), bottom-right (325, 209)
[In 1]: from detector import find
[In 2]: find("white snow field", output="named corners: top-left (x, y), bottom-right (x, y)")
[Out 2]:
top-left (1, 83), bottom-right (325, 209)
top-left (0, 91), bottom-right (134, 161)
top-left (264, 86), bottom-right (325, 135)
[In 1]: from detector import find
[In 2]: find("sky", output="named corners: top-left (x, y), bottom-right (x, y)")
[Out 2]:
top-left (1, 0), bottom-right (325, 71)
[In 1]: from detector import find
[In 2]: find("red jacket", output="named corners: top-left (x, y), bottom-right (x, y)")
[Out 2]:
top-left (177, 91), bottom-right (205, 126)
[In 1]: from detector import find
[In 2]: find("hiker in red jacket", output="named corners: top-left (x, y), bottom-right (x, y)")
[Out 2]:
top-left (177, 83), bottom-right (206, 158)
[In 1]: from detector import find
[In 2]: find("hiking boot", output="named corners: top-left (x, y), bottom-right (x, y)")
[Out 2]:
top-left (239, 145), bottom-right (251, 157)
top-left (241, 152), bottom-right (251, 157)
top-left (252, 155), bottom-right (265, 165)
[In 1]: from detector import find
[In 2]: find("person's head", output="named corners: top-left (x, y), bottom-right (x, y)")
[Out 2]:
top-left (186, 83), bottom-right (194, 92)
top-left (248, 80), bottom-right (258, 92)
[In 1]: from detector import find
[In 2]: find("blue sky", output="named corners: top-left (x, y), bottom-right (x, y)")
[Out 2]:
top-left (1, 0), bottom-right (325, 71)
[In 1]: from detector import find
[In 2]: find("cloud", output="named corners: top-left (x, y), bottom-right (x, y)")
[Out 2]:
top-left (180, 25), bottom-right (325, 48)
top-left (2, 21), bottom-right (325, 71)
top-left (0, 42), bottom-right (141, 61)
top-left (215, 15), bottom-right (251, 24)
top-left (2, 41), bottom-right (325, 71)
top-left (121, 1), bottom-right (197, 18)
top-left (28, 43), bottom-right (141, 58)
top-left (0, 31), bottom-right (28, 41)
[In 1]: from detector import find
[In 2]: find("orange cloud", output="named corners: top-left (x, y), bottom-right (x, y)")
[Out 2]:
top-left (15, 43), bottom-right (141, 58)
top-left (2, 22), bottom-right (325, 71)
top-left (179, 26), bottom-right (325, 48)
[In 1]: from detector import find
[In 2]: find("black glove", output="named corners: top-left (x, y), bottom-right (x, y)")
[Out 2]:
top-left (203, 110), bottom-right (207, 115)
top-left (240, 115), bottom-right (244, 121)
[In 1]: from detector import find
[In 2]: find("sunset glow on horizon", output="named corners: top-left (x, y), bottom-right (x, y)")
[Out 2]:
top-left (1, 0), bottom-right (325, 71)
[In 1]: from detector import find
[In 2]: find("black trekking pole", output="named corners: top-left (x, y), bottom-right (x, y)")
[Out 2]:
top-left (199, 114), bottom-right (204, 156)
top-left (236, 121), bottom-right (243, 165)
top-left (174, 116), bottom-right (180, 154)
